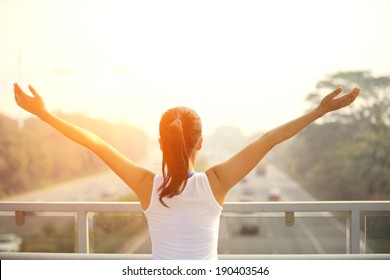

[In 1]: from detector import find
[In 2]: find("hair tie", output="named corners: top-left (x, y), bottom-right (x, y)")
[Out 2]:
top-left (173, 119), bottom-right (182, 126)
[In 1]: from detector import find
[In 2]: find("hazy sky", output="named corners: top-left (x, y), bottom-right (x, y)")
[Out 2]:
top-left (1, 0), bottom-right (389, 137)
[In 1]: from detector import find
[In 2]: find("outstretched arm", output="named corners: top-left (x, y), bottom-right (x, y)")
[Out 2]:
top-left (13, 83), bottom-right (154, 202)
top-left (206, 86), bottom-right (360, 204)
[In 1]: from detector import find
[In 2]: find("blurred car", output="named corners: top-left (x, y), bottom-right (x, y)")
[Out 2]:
top-left (242, 187), bottom-right (253, 195)
top-left (256, 165), bottom-right (267, 176)
top-left (240, 218), bottom-right (259, 235)
top-left (268, 187), bottom-right (281, 201)
top-left (239, 187), bottom-right (255, 202)
top-left (101, 189), bottom-right (114, 199)
top-left (0, 234), bottom-right (23, 252)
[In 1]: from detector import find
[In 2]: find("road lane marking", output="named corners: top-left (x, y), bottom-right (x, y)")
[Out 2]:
top-left (299, 221), bottom-right (326, 254)
top-left (120, 227), bottom-right (150, 253)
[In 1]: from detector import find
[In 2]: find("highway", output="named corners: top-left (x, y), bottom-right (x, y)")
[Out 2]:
top-left (3, 171), bottom-right (133, 202)
top-left (218, 165), bottom-right (347, 255)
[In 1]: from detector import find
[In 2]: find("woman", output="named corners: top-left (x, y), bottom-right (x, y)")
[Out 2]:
top-left (13, 83), bottom-right (360, 259)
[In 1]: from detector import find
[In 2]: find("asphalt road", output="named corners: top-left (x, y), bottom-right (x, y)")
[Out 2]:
top-left (3, 171), bottom-right (133, 202)
top-left (219, 165), bottom-right (346, 255)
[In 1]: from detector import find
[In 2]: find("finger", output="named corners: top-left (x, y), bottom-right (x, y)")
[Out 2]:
top-left (328, 86), bottom-right (343, 99)
top-left (351, 87), bottom-right (361, 98)
top-left (13, 83), bottom-right (27, 104)
top-left (13, 83), bottom-right (23, 94)
top-left (28, 84), bottom-right (41, 99)
top-left (337, 87), bottom-right (360, 106)
top-left (13, 84), bottom-right (23, 104)
top-left (348, 87), bottom-right (361, 103)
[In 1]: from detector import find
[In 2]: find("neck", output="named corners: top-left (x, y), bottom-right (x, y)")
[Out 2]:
top-left (188, 151), bottom-right (198, 172)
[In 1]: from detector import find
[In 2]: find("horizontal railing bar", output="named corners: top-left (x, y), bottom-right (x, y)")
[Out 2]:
top-left (224, 201), bottom-right (390, 212)
top-left (1, 201), bottom-right (390, 213)
top-left (0, 201), bottom-right (143, 212)
top-left (2, 252), bottom-right (390, 260)
top-left (0, 210), bottom-right (357, 219)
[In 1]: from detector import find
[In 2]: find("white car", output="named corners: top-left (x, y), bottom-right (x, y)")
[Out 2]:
top-left (268, 187), bottom-right (281, 201)
top-left (0, 234), bottom-right (23, 252)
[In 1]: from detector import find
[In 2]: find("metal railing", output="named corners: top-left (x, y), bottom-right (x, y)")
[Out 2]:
top-left (1, 201), bottom-right (390, 258)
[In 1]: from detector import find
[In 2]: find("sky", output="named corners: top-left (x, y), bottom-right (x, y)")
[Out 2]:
top-left (1, 0), bottom-right (389, 137)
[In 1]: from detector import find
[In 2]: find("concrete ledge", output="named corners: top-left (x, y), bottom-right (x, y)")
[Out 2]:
top-left (2, 252), bottom-right (389, 260)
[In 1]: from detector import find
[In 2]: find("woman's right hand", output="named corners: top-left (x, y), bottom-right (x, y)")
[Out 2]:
top-left (14, 83), bottom-right (48, 119)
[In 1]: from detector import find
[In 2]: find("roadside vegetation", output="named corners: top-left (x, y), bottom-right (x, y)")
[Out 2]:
top-left (0, 113), bottom-right (149, 198)
top-left (270, 71), bottom-right (390, 200)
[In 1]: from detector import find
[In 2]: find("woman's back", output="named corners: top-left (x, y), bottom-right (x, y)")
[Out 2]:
top-left (143, 172), bottom-right (222, 260)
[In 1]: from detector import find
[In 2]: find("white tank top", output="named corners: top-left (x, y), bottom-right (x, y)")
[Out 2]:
top-left (143, 172), bottom-right (223, 260)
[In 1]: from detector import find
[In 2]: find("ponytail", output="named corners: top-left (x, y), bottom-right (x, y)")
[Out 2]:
top-left (158, 107), bottom-right (202, 207)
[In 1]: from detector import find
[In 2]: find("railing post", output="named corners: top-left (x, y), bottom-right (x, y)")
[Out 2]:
top-left (77, 210), bottom-right (89, 253)
top-left (348, 209), bottom-right (361, 254)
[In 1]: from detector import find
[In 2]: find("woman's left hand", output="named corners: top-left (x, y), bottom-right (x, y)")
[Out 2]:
top-left (318, 86), bottom-right (361, 114)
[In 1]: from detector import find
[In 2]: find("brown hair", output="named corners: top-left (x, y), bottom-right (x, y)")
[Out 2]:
top-left (158, 107), bottom-right (202, 207)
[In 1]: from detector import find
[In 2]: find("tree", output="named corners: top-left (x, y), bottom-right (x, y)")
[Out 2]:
top-left (307, 71), bottom-right (390, 132)
top-left (274, 71), bottom-right (390, 200)
top-left (0, 114), bottom-right (31, 195)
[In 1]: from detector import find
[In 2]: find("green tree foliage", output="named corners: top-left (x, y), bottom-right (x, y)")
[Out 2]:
top-left (274, 71), bottom-right (390, 200)
top-left (0, 113), bottom-right (150, 198)
top-left (0, 115), bottom-right (30, 195)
